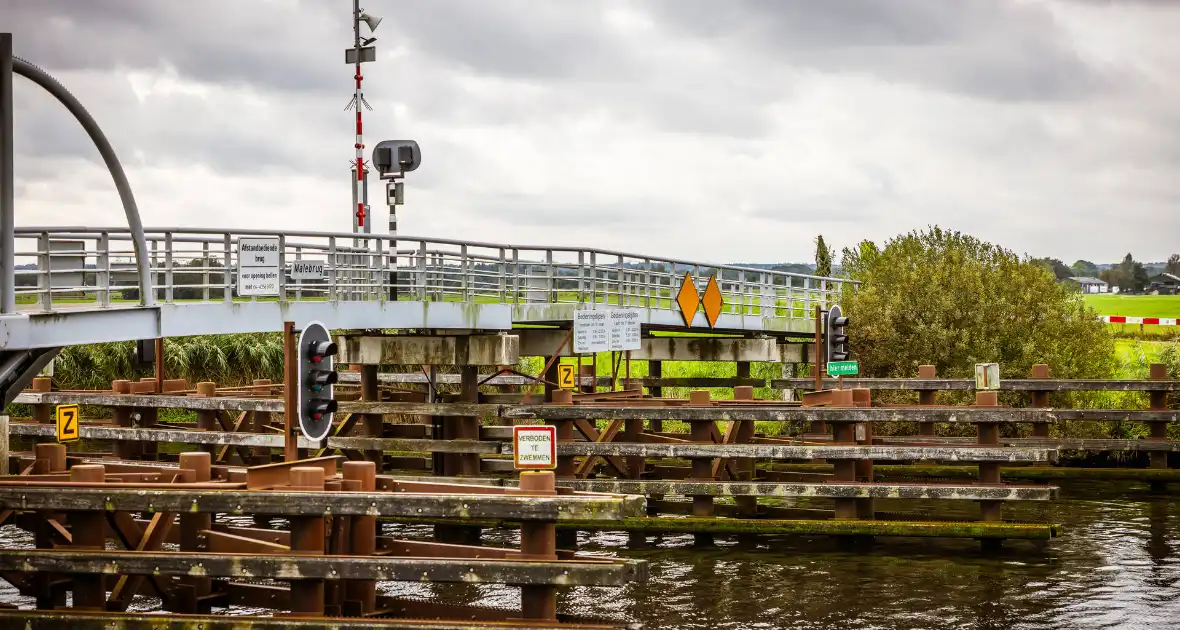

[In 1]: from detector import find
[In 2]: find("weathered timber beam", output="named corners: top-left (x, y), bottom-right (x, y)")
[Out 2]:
top-left (775, 378), bottom-right (1180, 392)
top-left (14, 393), bottom-right (1177, 424)
top-left (0, 487), bottom-right (646, 521)
top-left (8, 424), bottom-right (497, 454)
top-left (876, 437), bottom-right (1180, 452)
top-left (0, 550), bottom-right (646, 586)
top-left (339, 372), bottom-right (768, 389)
top-left (12, 391), bottom-right (284, 411)
top-left (767, 463), bottom-right (1180, 482)
top-left (538, 443), bottom-right (1055, 462)
top-left (0, 611), bottom-right (629, 630)
top-left (553, 517), bottom-right (1061, 539)
top-left (380, 516), bottom-right (1061, 540)
top-left (556, 479), bottom-right (1058, 501)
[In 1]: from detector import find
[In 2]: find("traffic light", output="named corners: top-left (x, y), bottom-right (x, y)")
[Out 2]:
top-left (297, 321), bottom-right (338, 441)
top-left (825, 305), bottom-right (851, 364)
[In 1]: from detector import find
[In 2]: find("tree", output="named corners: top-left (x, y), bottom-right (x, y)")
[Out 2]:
top-left (840, 227), bottom-right (1114, 382)
top-left (1132, 262), bottom-right (1150, 293)
top-left (814, 235), bottom-right (834, 277)
top-left (1031, 257), bottom-right (1072, 280)
top-left (1071, 260), bottom-right (1099, 278)
top-left (1166, 254), bottom-right (1180, 276)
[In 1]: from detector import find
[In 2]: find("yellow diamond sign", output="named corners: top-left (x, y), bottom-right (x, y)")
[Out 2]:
top-left (676, 272), bottom-right (700, 327)
top-left (702, 275), bottom-right (723, 328)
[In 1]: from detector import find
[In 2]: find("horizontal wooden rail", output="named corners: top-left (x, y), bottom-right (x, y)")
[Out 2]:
top-left (775, 378), bottom-right (1180, 392)
top-left (0, 550), bottom-right (646, 586)
top-left (0, 487), bottom-right (645, 521)
top-left (558, 479), bottom-right (1058, 501)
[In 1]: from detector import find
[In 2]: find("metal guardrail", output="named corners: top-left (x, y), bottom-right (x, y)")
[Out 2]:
top-left (11, 227), bottom-right (853, 327)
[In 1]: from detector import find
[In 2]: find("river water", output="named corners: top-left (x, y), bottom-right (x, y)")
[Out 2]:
top-left (2, 480), bottom-right (1178, 629)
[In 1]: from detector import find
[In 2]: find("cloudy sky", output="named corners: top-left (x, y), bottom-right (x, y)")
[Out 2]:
top-left (7, 0), bottom-right (1180, 265)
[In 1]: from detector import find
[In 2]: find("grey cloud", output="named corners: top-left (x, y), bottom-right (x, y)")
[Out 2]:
top-left (6, 0), bottom-right (344, 93)
top-left (642, 0), bottom-right (1117, 102)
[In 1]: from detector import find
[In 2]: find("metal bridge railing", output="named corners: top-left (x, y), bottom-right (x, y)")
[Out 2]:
top-left (10, 227), bottom-right (853, 326)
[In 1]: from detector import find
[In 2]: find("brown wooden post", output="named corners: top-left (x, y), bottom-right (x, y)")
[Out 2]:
top-left (288, 466), bottom-right (326, 616)
top-left (195, 382), bottom-right (218, 457)
top-left (1029, 364), bottom-right (1051, 438)
top-left (647, 360), bottom-right (663, 432)
top-left (519, 471), bottom-right (558, 621)
top-left (733, 385), bottom-right (758, 518)
top-left (343, 461), bottom-right (377, 615)
top-left (110, 380), bottom-right (138, 460)
top-left (69, 464), bottom-right (107, 609)
top-left (178, 451), bottom-right (212, 612)
top-left (30, 376), bottom-right (51, 444)
top-left (975, 390), bottom-right (1003, 524)
top-left (916, 365), bottom-right (937, 437)
top-left (852, 388), bottom-right (874, 520)
top-left (31, 443), bottom-right (66, 609)
top-left (1149, 363), bottom-right (1170, 492)
top-left (134, 378), bottom-right (159, 461)
top-left (688, 390), bottom-right (715, 545)
top-left (282, 321), bottom-right (298, 463)
top-left (360, 365), bottom-right (383, 469)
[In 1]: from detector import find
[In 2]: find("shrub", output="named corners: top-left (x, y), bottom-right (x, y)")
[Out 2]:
top-left (840, 227), bottom-right (1116, 383)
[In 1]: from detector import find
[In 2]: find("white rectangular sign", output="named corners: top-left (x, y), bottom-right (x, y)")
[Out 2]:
top-left (237, 237), bottom-right (281, 297)
top-left (608, 309), bottom-right (642, 351)
top-left (513, 425), bottom-right (557, 470)
top-left (573, 308), bottom-right (641, 354)
top-left (289, 261), bottom-right (325, 281)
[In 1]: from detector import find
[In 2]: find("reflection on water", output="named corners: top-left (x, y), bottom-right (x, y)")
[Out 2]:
top-left (3, 481), bottom-right (1180, 629)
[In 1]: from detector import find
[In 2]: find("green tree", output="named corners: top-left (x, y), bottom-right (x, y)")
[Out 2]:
top-left (1166, 254), bottom-right (1180, 276)
top-left (1132, 262), bottom-right (1151, 293)
top-left (1071, 260), bottom-right (1099, 278)
top-left (840, 227), bottom-right (1114, 381)
top-left (1031, 257), bottom-right (1072, 280)
top-left (814, 235), bottom-right (834, 277)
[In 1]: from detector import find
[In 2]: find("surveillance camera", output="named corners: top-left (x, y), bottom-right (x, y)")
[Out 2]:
top-left (373, 140), bottom-right (421, 176)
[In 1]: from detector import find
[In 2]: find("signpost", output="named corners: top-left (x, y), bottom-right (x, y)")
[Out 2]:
top-left (827, 360), bottom-right (859, 377)
top-left (573, 308), bottom-right (641, 354)
top-left (236, 237), bottom-right (281, 297)
top-left (557, 364), bottom-right (576, 389)
top-left (512, 425), bottom-right (556, 470)
top-left (55, 404), bottom-right (79, 443)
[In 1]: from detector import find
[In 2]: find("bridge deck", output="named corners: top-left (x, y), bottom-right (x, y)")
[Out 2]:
top-left (3, 226), bottom-right (851, 348)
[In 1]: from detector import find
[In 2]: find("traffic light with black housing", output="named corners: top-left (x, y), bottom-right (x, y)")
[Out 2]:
top-left (825, 305), bottom-right (850, 365)
top-left (297, 321), bottom-right (338, 441)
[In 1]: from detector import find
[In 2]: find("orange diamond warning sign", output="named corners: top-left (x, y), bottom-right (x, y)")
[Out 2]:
top-left (676, 272), bottom-right (700, 327)
top-left (702, 275), bottom-right (723, 328)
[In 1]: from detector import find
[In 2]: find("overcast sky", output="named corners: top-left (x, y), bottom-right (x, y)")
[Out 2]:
top-left (7, 0), bottom-right (1180, 265)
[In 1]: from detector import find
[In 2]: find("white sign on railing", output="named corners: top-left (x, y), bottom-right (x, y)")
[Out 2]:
top-left (289, 261), bottom-right (325, 281)
top-left (574, 308), bottom-right (641, 354)
top-left (237, 238), bottom-right (281, 297)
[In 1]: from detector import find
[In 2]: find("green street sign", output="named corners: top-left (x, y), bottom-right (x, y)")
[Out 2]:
top-left (827, 361), bottom-right (859, 376)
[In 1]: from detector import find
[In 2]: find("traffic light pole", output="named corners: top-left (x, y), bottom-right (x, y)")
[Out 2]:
top-left (283, 321), bottom-right (298, 462)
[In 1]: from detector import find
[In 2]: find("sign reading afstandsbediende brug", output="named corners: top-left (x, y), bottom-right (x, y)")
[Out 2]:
top-left (237, 237), bottom-right (281, 297)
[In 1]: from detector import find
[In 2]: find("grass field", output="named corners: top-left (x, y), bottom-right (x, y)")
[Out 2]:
top-left (1083, 294), bottom-right (1180, 318)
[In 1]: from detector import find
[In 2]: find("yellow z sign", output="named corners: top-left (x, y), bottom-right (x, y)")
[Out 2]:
top-left (56, 404), bottom-right (80, 443)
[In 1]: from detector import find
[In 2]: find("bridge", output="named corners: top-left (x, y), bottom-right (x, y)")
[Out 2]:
top-left (0, 32), bottom-right (848, 405)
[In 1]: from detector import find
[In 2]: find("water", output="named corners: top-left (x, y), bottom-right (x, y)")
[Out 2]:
top-left (3, 480), bottom-right (1180, 629)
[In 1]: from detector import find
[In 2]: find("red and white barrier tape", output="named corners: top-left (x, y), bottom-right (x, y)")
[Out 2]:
top-left (1101, 316), bottom-right (1179, 326)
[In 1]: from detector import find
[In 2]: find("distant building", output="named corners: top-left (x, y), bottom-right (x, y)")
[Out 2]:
top-left (1148, 272), bottom-right (1180, 296)
top-left (1065, 276), bottom-right (1109, 294)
